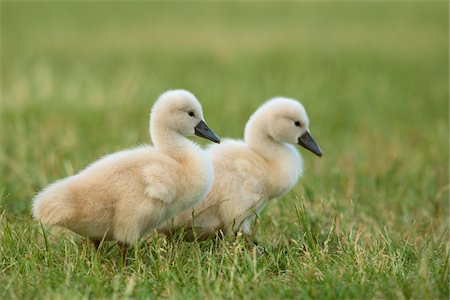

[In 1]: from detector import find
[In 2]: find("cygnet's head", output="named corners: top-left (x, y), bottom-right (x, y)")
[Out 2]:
top-left (151, 90), bottom-right (220, 143)
top-left (245, 97), bottom-right (323, 157)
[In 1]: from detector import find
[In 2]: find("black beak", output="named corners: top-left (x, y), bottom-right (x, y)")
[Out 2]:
top-left (194, 120), bottom-right (221, 144)
top-left (298, 131), bottom-right (323, 157)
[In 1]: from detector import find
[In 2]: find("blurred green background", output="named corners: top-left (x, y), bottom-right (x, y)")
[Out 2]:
top-left (2, 2), bottom-right (447, 213)
top-left (0, 2), bottom-right (448, 298)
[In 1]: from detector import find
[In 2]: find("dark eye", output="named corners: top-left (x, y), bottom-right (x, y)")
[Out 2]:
top-left (295, 121), bottom-right (301, 127)
top-left (188, 111), bottom-right (195, 117)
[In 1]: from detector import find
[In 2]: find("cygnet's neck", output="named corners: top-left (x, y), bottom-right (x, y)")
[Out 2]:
top-left (245, 113), bottom-right (303, 198)
top-left (245, 117), bottom-right (290, 160)
top-left (150, 119), bottom-right (198, 159)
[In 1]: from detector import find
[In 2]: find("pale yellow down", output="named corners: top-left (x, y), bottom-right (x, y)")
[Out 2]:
top-left (160, 97), bottom-right (316, 240)
top-left (32, 90), bottom-right (215, 244)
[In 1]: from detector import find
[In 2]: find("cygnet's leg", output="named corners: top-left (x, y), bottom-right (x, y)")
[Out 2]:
top-left (233, 220), bottom-right (252, 242)
top-left (183, 226), bottom-right (213, 242)
top-left (179, 227), bottom-right (197, 242)
top-left (90, 239), bottom-right (101, 250)
top-left (118, 241), bottom-right (129, 264)
top-left (238, 222), bottom-right (266, 254)
top-left (214, 229), bottom-right (228, 241)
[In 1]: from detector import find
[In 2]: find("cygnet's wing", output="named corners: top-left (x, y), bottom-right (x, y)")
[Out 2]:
top-left (141, 158), bottom-right (178, 205)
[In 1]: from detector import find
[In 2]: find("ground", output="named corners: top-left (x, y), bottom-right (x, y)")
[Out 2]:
top-left (0, 2), bottom-right (448, 299)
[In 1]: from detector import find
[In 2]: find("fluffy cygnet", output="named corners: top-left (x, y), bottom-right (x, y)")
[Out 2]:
top-left (32, 90), bottom-right (220, 245)
top-left (159, 97), bottom-right (322, 240)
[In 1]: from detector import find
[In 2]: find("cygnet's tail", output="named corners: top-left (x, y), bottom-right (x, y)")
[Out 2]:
top-left (32, 180), bottom-right (74, 226)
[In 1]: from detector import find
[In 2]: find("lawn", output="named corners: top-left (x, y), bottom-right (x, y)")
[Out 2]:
top-left (1, 2), bottom-right (449, 299)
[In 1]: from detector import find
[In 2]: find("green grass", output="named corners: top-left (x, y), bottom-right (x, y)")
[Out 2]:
top-left (1, 2), bottom-right (449, 299)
